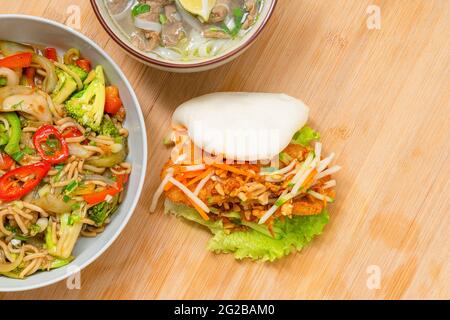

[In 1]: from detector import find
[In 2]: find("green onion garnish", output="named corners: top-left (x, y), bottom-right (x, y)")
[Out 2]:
top-left (159, 13), bottom-right (168, 24)
top-left (71, 203), bottom-right (81, 211)
top-left (68, 214), bottom-right (80, 226)
top-left (46, 136), bottom-right (60, 149)
top-left (11, 150), bottom-right (24, 162)
top-left (131, 3), bottom-right (151, 17)
top-left (22, 145), bottom-right (34, 155)
top-left (64, 180), bottom-right (78, 194)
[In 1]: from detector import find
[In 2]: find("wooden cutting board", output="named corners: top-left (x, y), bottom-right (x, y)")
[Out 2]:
top-left (0, 0), bottom-right (448, 299)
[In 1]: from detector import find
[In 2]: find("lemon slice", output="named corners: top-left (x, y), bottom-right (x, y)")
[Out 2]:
top-left (178, 0), bottom-right (216, 21)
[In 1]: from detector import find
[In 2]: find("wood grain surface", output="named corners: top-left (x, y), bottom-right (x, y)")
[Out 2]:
top-left (0, 0), bottom-right (449, 299)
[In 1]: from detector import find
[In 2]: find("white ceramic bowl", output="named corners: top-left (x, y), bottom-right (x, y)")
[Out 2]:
top-left (91, 0), bottom-right (277, 72)
top-left (0, 14), bottom-right (147, 292)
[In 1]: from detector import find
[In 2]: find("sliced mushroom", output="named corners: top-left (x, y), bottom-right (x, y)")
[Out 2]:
top-left (161, 5), bottom-right (185, 47)
top-left (162, 21), bottom-right (185, 46)
top-left (203, 29), bottom-right (231, 39)
top-left (164, 4), bottom-right (179, 23)
top-left (243, 0), bottom-right (257, 30)
top-left (210, 0), bottom-right (231, 23)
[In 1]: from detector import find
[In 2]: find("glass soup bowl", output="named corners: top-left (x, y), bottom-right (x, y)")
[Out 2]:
top-left (91, 0), bottom-right (277, 72)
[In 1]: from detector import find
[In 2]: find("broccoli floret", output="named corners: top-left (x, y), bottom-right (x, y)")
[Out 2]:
top-left (51, 69), bottom-right (77, 104)
top-left (67, 64), bottom-right (88, 81)
top-left (65, 65), bottom-right (105, 132)
top-left (99, 116), bottom-right (120, 137)
top-left (88, 195), bottom-right (119, 226)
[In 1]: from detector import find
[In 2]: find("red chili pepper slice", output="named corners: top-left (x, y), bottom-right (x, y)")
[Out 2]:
top-left (0, 52), bottom-right (32, 69)
top-left (33, 125), bottom-right (69, 164)
top-left (83, 174), bottom-right (128, 205)
top-left (0, 162), bottom-right (51, 201)
top-left (44, 47), bottom-right (58, 61)
top-left (0, 152), bottom-right (14, 171)
top-left (62, 126), bottom-right (83, 139)
top-left (24, 67), bottom-right (36, 88)
top-left (76, 59), bottom-right (91, 72)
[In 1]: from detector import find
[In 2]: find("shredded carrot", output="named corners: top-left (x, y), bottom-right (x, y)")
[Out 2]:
top-left (165, 168), bottom-right (208, 192)
top-left (164, 172), bottom-right (193, 191)
top-left (171, 124), bottom-right (186, 131)
top-left (267, 222), bottom-right (275, 238)
top-left (164, 182), bottom-right (174, 191)
top-left (171, 165), bottom-right (205, 174)
top-left (188, 198), bottom-right (210, 221)
top-left (303, 169), bottom-right (317, 189)
top-left (211, 163), bottom-right (255, 177)
top-left (180, 170), bottom-right (206, 179)
top-left (186, 168), bottom-right (213, 186)
top-left (190, 142), bottom-right (196, 163)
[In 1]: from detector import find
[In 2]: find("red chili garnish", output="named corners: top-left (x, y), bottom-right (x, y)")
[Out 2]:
top-left (24, 67), bottom-right (36, 87)
top-left (0, 162), bottom-right (51, 201)
top-left (62, 126), bottom-right (83, 139)
top-left (44, 47), bottom-right (57, 61)
top-left (76, 59), bottom-right (91, 72)
top-left (0, 152), bottom-right (14, 171)
top-left (83, 174), bottom-right (128, 205)
top-left (0, 52), bottom-right (32, 69)
top-left (33, 125), bottom-right (69, 164)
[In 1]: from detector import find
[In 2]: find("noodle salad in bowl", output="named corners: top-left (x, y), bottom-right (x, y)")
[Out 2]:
top-left (0, 41), bottom-right (133, 280)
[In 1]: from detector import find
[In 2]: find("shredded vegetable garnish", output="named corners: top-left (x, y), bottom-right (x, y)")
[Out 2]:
top-left (211, 163), bottom-right (255, 177)
top-left (186, 168), bottom-right (213, 186)
top-left (307, 190), bottom-right (334, 203)
top-left (168, 177), bottom-right (210, 214)
top-left (258, 142), bottom-right (336, 224)
top-left (314, 142), bottom-right (322, 163)
top-left (194, 171), bottom-right (214, 195)
top-left (317, 152), bottom-right (335, 173)
top-left (290, 153), bottom-right (318, 195)
top-left (322, 180), bottom-right (336, 189)
top-left (187, 197), bottom-right (210, 221)
top-left (177, 164), bottom-right (206, 172)
top-left (258, 190), bottom-right (289, 224)
top-left (150, 168), bottom-right (174, 212)
top-left (314, 165), bottom-right (342, 181)
top-left (259, 160), bottom-right (297, 176)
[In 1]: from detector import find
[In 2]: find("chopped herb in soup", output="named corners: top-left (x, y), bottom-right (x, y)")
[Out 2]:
top-left (105, 0), bottom-right (264, 61)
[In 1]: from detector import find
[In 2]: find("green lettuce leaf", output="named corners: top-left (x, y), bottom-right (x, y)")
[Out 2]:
top-left (164, 199), bottom-right (329, 261)
top-left (292, 126), bottom-right (320, 146)
top-left (164, 199), bottom-right (224, 234)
